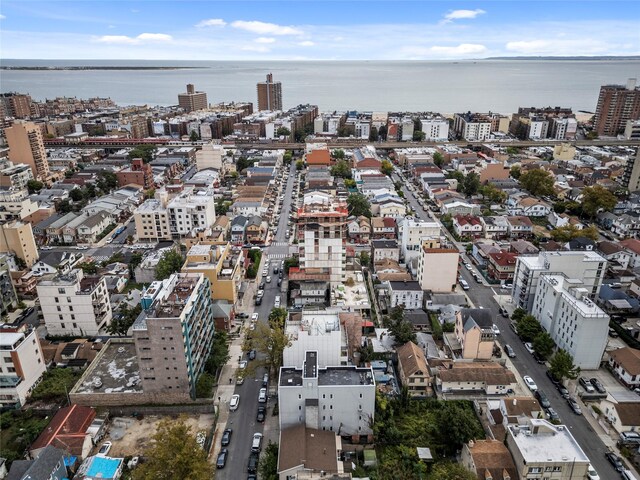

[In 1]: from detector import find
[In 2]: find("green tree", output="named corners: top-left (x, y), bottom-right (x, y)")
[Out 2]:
top-left (31, 368), bottom-right (82, 402)
top-left (462, 172), bottom-right (481, 196)
top-left (268, 307), bottom-right (288, 330)
top-left (258, 442), bottom-right (278, 480)
top-left (195, 372), bottom-right (215, 398)
top-left (553, 201), bottom-right (566, 214)
top-left (519, 169), bottom-right (555, 197)
top-left (69, 188), bottom-right (85, 202)
top-left (385, 306), bottom-right (416, 345)
top-left (295, 159), bottom-right (304, 171)
top-left (132, 417), bottom-right (213, 480)
top-left (380, 160), bottom-right (394, 176)
top-left (550, 224), bottom-right (599, 242)
top-left (27, 179), bottom-right (44, 194)
top-left (359, 251), bottom-right (370, 266)
top-left (378, 124), bottom-right (388, 140)
top-left (155, 250), bottom-right (184, 280)
top-left (332, 149), bottom-right (346, 160)
top-left (533, 331), bottom-right (555, 359)
top-left (283, 256), bottom-right (299, 273)
top-left (412, 130), bottom-right (426, 141)
top-left (330, 160), bottom-right (352, 179)
top-left (430, 462), bottom-right (477, 480)
top-left (506, 146), bottom-right (520, 155)
top-left (480, 183), bottom-right (507, 203)
top-left (347, 193), bottom-right (372, 218)
top-left (581, 185), bottom-right (618, 219)
top-left (549, 349), bottom-right (580, 381)
top-left (78, 262), bottom-right (98, 274)
top-left (344, 178), bottom-right (356, 189)
top-left (516, 314), bottom-right (543, 342)
top-left (128, 144), bottom-right (157, 164)
top-left (510, 165), bottom-right (521, 179)
top-left (106, 304), bottom-right (142, 336)
top-left (511, 307), bottom-right (526, 322)
top-left (447, 170), bottom-right (465, 184)
top-left (85, 183), bottom-right (97, 199)
top-left (205, 331), bottom-right (230, 375)
top-left (276, 126), bottom-right (291, 137)
top-left (436, 402), bottom-right (485, 455)
top-left (237, 156), bottom-right (257, 172)
top-left (189, 130), bottom-right (200, 142)
top-left (96, 171), bottom-right (118, 192)
top-left (369, 126), bottom-right (379, 142)
top-left (283, 151), bottom-right (293, 164)
top-left (56, 199), bottom-right (73, 214)
top-left (246, 321), bottom-right (291, 378)
top-left (433, 151), bottom-right (444, 168)
top-left (215, 199), bottom-right (230, 216)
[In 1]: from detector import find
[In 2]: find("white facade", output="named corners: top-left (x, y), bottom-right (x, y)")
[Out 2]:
top-left (512, 251), bottom-right (606, 312)
top-left (167, 189), bottom-right (216, 236)
top-left (400, 218), bottom-right (442, 263)
top-left (417, 247), bottom-right (460, 293)
top-left (401, 118), bottom-right (414, 141)
top-left (454, 115), bottom-right (491, 141)
top-left (386, 282), bottom-right (424, 309)
top-left (37, 269), bottom-right (113, 336)
top-left (195, 143), bottom-right (224, 171)
top-left (278, 351), bottom-right (375, 437)
top-left (532, 275), bottom-right (609, 369)
top-left (0, 327), bottom-right (46, 407)
top-left (421, 118), bottom-right (450, 141)
top-left (284, 310), bottom-right (345, 368)
top-left (527, 119), bottom-right (549, 139)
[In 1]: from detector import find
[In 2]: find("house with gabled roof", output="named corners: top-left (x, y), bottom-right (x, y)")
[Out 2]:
top-left (461, 439), bottom-right (517, 480)
top-left (396, 341), bottom-right (432, 397)
top-left (30, 404), bottom-right (96, 459)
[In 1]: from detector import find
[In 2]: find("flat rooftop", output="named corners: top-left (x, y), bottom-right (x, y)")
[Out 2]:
top-left (508, 419), bottom-right (589, 463)
top-left (72, 340), bottom-right (141, 395)
top-left (279, 365), bottom-right (374, 387)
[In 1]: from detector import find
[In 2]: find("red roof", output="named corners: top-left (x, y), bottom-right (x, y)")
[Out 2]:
top-left (31, 404), bottom-right (95, 453)
top-left (488, 251), bottom-right (518, 267)
top-left (621, 239), bottom-right (640, 256)
top-left (454, 215), bottom-right (481, 226)
top-left (306, 149), bottom-right (331, 165)
top-left (356, 158), bottom-right (382, 168)
top-left (382, 217), bottom-right (396, 228)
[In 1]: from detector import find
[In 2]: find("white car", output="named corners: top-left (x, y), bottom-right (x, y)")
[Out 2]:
top-left (586, 464), bottom-right (600, 480)
top-left (492, 324), bottom-right (500, 335)
top-left (229, 394), bottom-right (240, 411)
top-left (75, 245), bottom-right (89, 250)
top-left (266, 276), bottom-right (272, 283)
top-left (274, 296), bottom-right (281, 308)
top-left (262, 269), bottom-right (268, 276)
top-left (40, 246), bottom-right (53, 251)
top-left (251, 313), bottom-right (259, 322)
top-left (258, 388), bottom-right (267, 403)
top-left (523, 375), bottom-right (538, 392)
top-left (464, 263), bottom-right (472, 271)
top-left (524, 342), bottom-right (535, 355)
top-left (97, 441), bottom-right (112, 456)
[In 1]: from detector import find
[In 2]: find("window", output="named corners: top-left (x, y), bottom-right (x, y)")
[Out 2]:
top-left (60, 323), bottom-right (65, 329)
top-left (58, 288), bottom-right (66, 294)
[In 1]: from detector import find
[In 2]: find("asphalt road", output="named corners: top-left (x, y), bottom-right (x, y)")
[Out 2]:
top-left (397, 169), bottom-right (619, 479)
top-left (217, 161), bottom-right (296, 478)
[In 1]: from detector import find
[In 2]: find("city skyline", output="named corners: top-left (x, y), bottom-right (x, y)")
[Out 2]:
top-left (1, 1), bottom-right (639, 60)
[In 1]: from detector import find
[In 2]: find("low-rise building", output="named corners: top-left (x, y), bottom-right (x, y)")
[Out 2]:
top-left (499, 397), bottom-right (543, 427)
top-left (7, 446), bottom-right (68, 480)
top-left (436, 361), bottom-right (517, 395)
top-left (381, 281), bottom-right (423, 310)
top-left (396, 341), bottom-right (432, 397)
top-left (417, 246), bottom-right (459, 293)
top-left (487, 251), bottom-right (518, 281)
top-left (0, 324), bottom-right (46, 408)
top-left (133, 200), bottom-right (172, 242)
top-left (506, 419), bottom-right (590, 480)
top-left (279, 351), bottom-right (375, 441)
top-left (608, 347), bottom-right (640, 388)
top-left (0, 254), bottom-right (18, 315)
top-left (454, 308), bottom-right (496, 360)
top-left (453, 215), bottom-right (483, 239)
top-left (461, 439), bottom-right (518, 480)
top-left (506, 216), bottom-right (534, 238)
top-left (283, 309), bottom-right (345, 368)
top-left (371, 239), bottom-right (400, 263)
top-left (30, 404), bottom-right (97, 459)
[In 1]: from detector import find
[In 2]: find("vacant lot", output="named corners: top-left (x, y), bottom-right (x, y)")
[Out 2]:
top-left (104, 414), bottom-right (215, 457)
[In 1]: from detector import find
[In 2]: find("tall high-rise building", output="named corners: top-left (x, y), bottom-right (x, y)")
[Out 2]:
top-left (257, 73), bottom-right (282, 111)
top-left (4, 121), bottom-right (50, 180)
top-left (594, 78), bottom-right (640, 137)
top-left (0, 93), bottom-right (33, 118)
top-left (178, 84), bottom-right (208, 113)
top-left (621, 148), bottom-right (640, 192)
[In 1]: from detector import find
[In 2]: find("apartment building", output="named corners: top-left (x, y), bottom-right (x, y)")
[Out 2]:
top-left (454, 308), bottom-right (495, 360)
top-left (283, 309), bottom-right (346, 368)
top-left (133, 273), bottom-right (215, 399)
top-left (4, 121), bottom-right (50, 180)
top-left (167, 190), bottom-right (216, 236)
top-left (181, 243), bottom-right (243, 305)
top-left (511, 251), bottom-right (606, 311)
top-left (0, 324), bottom-right (46, 407)
top-left (133, 200), bottom-right (171, 242)
top-left (594, 78), bottom-right (640, 137)
top-left (257, 73), bottom-right (283, 111)
top-left (621, 148), bottom-right (640, 192)
top-left (0, 254), bottom-right (18, 315)
top-left (506, 419), bottom-right (590, 480)
top-left (279, 351), bottom-right (375, 440)
top-left (195, 142), bottom-right (224, 171)
top-left (0, 162), bottom-right (34, 190)
top-left (0, 188), bottom-right (38, 222)
top-left (0, 220), bottom-right (39, 268)
top-left (399, 218), bottom-right (441, 263)
top-left (37, 269), bottom-right (113, 336)
top-left (416, 246), bottom-right (459, 293)
top-left (297, 192), bottom-right (348, 286)
top-left (453, 113), bottom-right (496, 141)
top-left (178, 84), bottom-right (208, 113)
top-left (116, 158), bottom-right (153, 190)
top-left (420, 117), bottom-right (449, 141)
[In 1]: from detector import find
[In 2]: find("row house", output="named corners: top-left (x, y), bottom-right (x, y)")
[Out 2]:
top-left (612, 213), bottom-right (640, 238)
top-left (487, 251), bottom-right (518, 281)
top-left (506, 216), bottom-right (534, 238)
top-left (371, 217), bottom-right (397, 239)
top-left (620, 239), bottom-right (640, 270)
top-left (246, 215), bottom-right (267, 244)
top-left (453, 215), bottom-right (482, 239)
top-left (506, 195), bottom-right (552, 217)
top-left (440, 199), bottom-right (480, 216)
top-left (480, 216), bottom-right (509, 239)
top-left (347, 216), bottom-right (371, 244)
top-left (76, 212), bottom-right (113, 244)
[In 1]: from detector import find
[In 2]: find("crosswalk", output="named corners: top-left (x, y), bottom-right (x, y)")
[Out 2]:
top-left (270, 241), bottom-right (289, 247)
top-left (268, 253), bottom-right (288, 260)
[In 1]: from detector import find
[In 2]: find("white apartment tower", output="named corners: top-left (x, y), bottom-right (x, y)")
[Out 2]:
top-left (0, 325), bottom-right (46, 407)
top-left (400, 218), bottom-right (442, 264)
top-left (37, 269), bottom-right (113, 336)
top-left (511, 251), bottom-right (607, 312)
top-left (167, 189), bottom-right (216, 237)
top-left (532, 274), bottom-right (609, 369)
top-left (420, 117), bottom-right (450, 141)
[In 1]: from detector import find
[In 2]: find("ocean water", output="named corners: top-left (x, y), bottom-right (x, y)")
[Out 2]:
top-left (1, 59), bottom-right (639, 113)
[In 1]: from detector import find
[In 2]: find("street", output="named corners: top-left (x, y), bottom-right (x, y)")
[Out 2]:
top-left (215, 160), bottom-right (296, 478)
top-left (396, 169), bottom-right (619, 479)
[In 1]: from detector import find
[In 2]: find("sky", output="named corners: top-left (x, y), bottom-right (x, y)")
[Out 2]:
top-left (1, 1), bottom-right (639, 60)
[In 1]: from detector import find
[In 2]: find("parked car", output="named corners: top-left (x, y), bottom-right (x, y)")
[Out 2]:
top-left (266, 276), bottom-right (272, 283)
top-left (97, 441), bottom-right (112, 456)
top-left (251, 313), bottom-right (259, 322)
top-left (567, 396), bottom-right (582, 415)
top-left (546, 407), bottom-right (560, 423)
top-left (499, 307), bottom-right (509, 318)
top-left (546, 369), bottom-right (560, 387)
top-left (605, 451), bottom-right (625, 472)
top-left (504, 344), bottom-right (516, 358)
top-left (248, 349), bottom-right (256, 360)
top-left (259, 281), bottom-right (265, 290)
top-left (524, 342), bottom-right (535, 354)
top-left (492, 324), bottom-right (500, 335)
top-left (523, 375), bottom-right (538, 392)
top-left (221, 428), bottom-right (232, 446)
top-left (230, 394), bottom-right (240, 411)
top-left (532, 351), bottom-right (546, 365)
top-left (586, 464), bottom-right (600, 480)
top-left (621, 469), bottom-right (639, 480)
top-left (459, 279), bottom-right (469, 290)
top-left (236, 313), bottom-right (249, 319)
top-left (262, 373), bottom-right (269, 388)
top-left (579, 377), bottom-right (595, 393)
top-left (254, 297), bottom-right (262, 306)
top-left (619, 431), bottom-right (640, 446)
top-left (256, 406), bottom-right (266, 423)
top-left (258, 388), bottom-right (267, 403)
top-left (558, 384), bottom-right (570, 399)
top-left (535, 390), bottom-right (550, 408)
top-left (251, 433), bottom-right (263, 453)
top-left (464, 263), bottom-right (472, 270)
top-left (247, 452), bottom-right (259, 474)
top-left (277, 278), bottom-right (282, 287)
top-left (216, 448), bottom-right (228, 469)
top-left (590, 378), bottom-right (606, 394)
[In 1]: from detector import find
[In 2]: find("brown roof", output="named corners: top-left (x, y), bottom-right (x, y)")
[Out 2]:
top-left (614, 402), bottom-right (640, 426)
top-left (620, 239), bottom-right (640, 256)
top-left (213, 215), bottom-right (230, 228)
top-left (438, 362), bottom-right (517, 386)
top-left (306, 149), bottom-right (332, 166)
top-left (356, 158), bottom-right (382, 168)
top-left (488, 252), bottom-right (518, 267)
top-left (31, 405), bottom-right (95, 453)
top-left (397, 341), bottom-right (428, 378)
top-left (507, 216), bottom-right (533, 227)
top-left (278, 424), bottom-right (339, 474)
top-left (610, 347), bottom-right (640, 376)
top-left (371, 217), bottom-right (385, 228)
top-left (502, 397), bottom-right (541, 417)
top-left (382, 217), bottom-right (396, 228)
top-left (467, 440), bottom-right (518, 480)
top-left (519, 197), bottom-right (546, 207)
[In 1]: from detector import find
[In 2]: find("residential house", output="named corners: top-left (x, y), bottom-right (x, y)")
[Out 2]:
top-left (612, 213), bottom-right (640, 238)
top-left (230, 215), bottom-right (248, 244)
top-left (30, 405), bottom-right (96, 459)
top-left (599, 393), bottom-right (640, 435)
top-left (620, 239), bottom-right (640, 270)
top-left (440, 200), bottom-right (480, 216)
top-left (608, 347), bottom-right (640, 388)
top-left (396, 341), bottom-right (432, 397)
top-left (382, 281), bottom-right (423, 310)
top-left (245, 215), bottom-right (266, 244)
top-left (371, 239), bottom-right (400, 263)
top-left (211, 215), bottom-right (230, 241)
top-left (498, 397), bottom-right (543, 427)
top-left (76, 212), bottom-right (113, 244)
top-left (374, 258), bottom-right (412, 282)
top-left (371, 217), bottom-right (396, 239)
top-left (377, 198), bottom-right (406, 218)
top-left (347, 216), bottom-right (371, 244)
top-left (507, 196), bottom-right (551, 217)
top-left (597, 240), bottom-right (631, 270)
top-left (487, 251), bottom-right (518, 281)
top-left (436, 361), bottom-right (517, 395)
top-left (32, 251), bottom-right (83, 276)
top-left (7, 446), bottom-right (68, 480)
top-left (509, 240), bottom-right (539, 255)
top-left (461, 440), bottom-right (518, 480)
top-left (480, 216), bottom-right (509, 239)
top-left (506, 216), bottom-right (533, 238)
top-left (454, 308), bottom-right (495, 360)
top-left (453, 215), bottom-right (483, 239)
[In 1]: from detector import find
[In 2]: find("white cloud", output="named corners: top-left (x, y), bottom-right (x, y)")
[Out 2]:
top-left (255, 37), bottom-right (275, 44)
top-left (430, 43), bottom-right (487, 55)
top-left (0, 15), bottom-right (6, 20)
top-left (298, 40), bottom-right (315, 47)
top-left (241, 44), bottom-right (270, 52)
top-left (95, 32), bottom-right (173, 44)
top-left (231, 20), bottom-right (302, 36)
top-left (196, 18), bottom-right (226, 28)
top-left (442, 9), bottom-right (486, 23)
